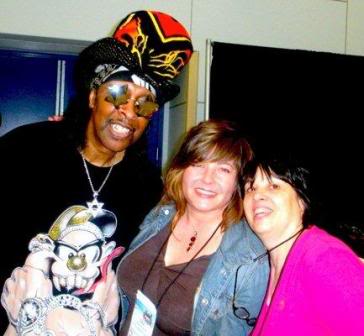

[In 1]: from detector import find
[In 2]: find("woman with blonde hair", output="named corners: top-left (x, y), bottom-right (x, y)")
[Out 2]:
top-left (116, 119), bottom-right (269, 335)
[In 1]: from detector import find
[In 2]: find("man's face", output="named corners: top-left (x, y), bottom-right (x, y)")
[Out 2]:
top-left (86, 80), bottom-right (156, 155)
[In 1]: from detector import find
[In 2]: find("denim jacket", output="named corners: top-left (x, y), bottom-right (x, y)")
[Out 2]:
top-left (117, 204), bottom-right (269, 336)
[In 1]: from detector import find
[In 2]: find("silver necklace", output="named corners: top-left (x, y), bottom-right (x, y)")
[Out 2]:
top-left (81, 154), bottom-right (114, 216)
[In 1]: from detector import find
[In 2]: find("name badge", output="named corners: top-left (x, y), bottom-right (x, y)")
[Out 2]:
top-left (127, 290), bottom-right (157, 336)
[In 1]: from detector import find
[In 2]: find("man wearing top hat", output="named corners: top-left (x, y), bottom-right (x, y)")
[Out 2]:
top-left (0, 10), bottom-right (193, 333)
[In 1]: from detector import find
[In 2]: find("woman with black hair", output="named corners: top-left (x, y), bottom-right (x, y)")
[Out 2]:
top-left (242, 155), bottom-right (364, 335)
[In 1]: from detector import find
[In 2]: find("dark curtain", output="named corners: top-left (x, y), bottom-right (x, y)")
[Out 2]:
top-left (209, 41), bottom-right (364, 256)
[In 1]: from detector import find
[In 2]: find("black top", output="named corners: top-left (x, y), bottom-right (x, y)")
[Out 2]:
top-left (0, 121), bottom-right (163, 329)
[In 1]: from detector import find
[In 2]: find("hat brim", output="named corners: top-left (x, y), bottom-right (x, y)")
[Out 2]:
top-left (77, 38), bottom-right (180, 104)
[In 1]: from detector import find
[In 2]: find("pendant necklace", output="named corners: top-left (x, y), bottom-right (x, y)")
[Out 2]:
top-left (187, 223), bottom-right (198, 252)
top-left (142, 221), bottom-right (223, 308)
top-left (81, 153), bottom-right (114, 216)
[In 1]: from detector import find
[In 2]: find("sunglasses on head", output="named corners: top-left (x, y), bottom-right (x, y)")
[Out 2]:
top-left (232, 264), bottom-right (257, 327)
top-left (105, 84), bottom-right (159, 119)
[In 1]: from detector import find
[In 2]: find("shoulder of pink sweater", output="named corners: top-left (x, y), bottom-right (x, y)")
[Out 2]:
top-left (294, 225), bottom-right (363, 269)
top-left (302, 225), bottom-right (358, 255)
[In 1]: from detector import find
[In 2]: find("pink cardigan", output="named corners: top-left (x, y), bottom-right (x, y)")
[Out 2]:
top-left (251, 225), bottom-right (364, 335)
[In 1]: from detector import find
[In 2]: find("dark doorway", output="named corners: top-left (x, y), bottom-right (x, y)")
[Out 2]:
top-left (209, 41), bottom-right (364, 256)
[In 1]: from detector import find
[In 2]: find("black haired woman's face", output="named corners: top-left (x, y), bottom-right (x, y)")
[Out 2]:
top-left (243, 168), bottom-right (305, 242)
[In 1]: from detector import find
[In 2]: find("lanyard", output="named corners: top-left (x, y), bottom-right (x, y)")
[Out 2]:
top-left (141, 221), bottom-right (223, 308)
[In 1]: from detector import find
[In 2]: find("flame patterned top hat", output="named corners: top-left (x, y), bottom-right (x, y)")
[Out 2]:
top-left (77, 10), bottom-right (193, 104)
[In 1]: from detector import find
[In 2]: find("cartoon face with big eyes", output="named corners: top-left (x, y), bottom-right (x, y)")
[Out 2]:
top-left (51, 230), bottom-right (115, 294)
top-left (29, 205), bottom-right (122, 295)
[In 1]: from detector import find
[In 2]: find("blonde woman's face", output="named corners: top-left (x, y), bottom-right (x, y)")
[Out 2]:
top-left (182, 160), bottom-right (237, 216)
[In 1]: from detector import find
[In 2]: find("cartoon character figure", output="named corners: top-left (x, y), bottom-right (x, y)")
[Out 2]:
top-left (30, 205), bottom-right (123, 295)
top-left (2, 206), bottom-right (123, 336)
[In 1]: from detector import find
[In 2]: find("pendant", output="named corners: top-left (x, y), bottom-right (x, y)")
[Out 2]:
top-left (187, 231), bottom-right (197, 252)
top-left (86, 195), bottom-right (104, 217)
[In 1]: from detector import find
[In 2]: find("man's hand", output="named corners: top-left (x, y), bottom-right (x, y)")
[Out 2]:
top-left (1, 265), bottom-right (53, 335)
top-left (1, 252), bottom-right (120, 335)
top-left (88, 264), bottom-right (120, 330)
top-left (1, 248), bottom-right (55, 321)
top-left (48, 115), bottom-right (64, 122)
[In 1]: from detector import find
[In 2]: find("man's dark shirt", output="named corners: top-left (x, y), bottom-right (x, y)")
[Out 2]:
top-left (0, 121), bottom-right (163, 329)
